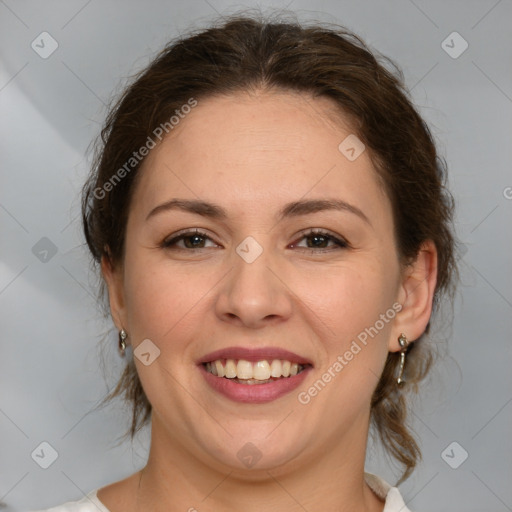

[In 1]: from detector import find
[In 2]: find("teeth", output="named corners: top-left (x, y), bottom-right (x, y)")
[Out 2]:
top-left (205, 358), bottom-right (306, 380)
top-left (270, 360), bottom-right (282, 378)
top-left (232, 378), bottom-right (274, 385)
top-left (214, 360), bottom-right (225, 378)
top-left (225, 359), bottom-right (237, 378)
top-left (236, 360), bottom-right (253, 379)
top-left (253, 361), bottom-right (271, 380)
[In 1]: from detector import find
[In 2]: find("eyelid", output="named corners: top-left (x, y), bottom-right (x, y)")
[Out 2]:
top-left (162, 228), bottom-right (217, 248)
top-left (291, 228), bottom-right (350, 249)
top-left (161, 227), bottom-right (350, 251)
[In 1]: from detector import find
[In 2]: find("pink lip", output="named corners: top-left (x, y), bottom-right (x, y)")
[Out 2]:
top-left (198, 363), bottom-right (312, 404)
top-left (197, 346), bottom-right (313, 365)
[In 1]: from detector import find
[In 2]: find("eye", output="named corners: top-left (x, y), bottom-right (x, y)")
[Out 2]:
top-left (290, 229), bottom-right (349, 252)
top-left (161, 229), bottom-right (218, 250)
top-left (161, 228), bottom-right (349, 253)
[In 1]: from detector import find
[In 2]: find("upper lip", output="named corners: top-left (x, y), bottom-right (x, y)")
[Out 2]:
top-left (198, 346), bottom-right (313, 366)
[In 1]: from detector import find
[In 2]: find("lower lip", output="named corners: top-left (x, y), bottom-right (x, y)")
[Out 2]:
top-left (199, 364), bottom-right (311, 403)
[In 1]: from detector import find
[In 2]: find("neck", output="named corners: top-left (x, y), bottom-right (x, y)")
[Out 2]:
top-left (135, 413), bottom-right (385, 512)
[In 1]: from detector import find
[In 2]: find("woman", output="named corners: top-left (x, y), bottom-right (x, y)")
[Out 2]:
top-left (34, 12), bottom-right (456, 512)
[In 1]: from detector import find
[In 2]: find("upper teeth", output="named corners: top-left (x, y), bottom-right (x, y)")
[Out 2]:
top-left (205, 359), bottom-right (304, 380)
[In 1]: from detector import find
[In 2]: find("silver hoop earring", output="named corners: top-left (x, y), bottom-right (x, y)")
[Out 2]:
top-left (119, 329), bottom-right (127, 355)
top-left (396, 333), bottom-right (409, 386)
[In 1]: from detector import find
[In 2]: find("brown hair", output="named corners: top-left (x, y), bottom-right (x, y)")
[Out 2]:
top-left (82, 12), bottom-right (457, 484)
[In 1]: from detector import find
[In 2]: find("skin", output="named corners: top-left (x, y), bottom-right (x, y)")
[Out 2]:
top-left (99, 90), bottom-right (437, 512)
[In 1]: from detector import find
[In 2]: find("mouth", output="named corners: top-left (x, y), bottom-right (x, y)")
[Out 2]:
top-left (198, 347), bottom-right (313, 403)
top-left (203, 359), bottom-right (310, 384)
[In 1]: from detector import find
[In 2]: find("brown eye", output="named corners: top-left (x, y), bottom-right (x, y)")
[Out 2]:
top-left (290, 229), bottom-right (349, 251)
top-left (162, 230), bottom-right (216, 250)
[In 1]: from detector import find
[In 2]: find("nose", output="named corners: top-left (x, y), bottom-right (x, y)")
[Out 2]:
top-left (214, 241), bottom-right (293, 329)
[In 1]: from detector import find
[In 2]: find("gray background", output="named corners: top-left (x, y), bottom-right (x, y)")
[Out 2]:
top-left (1, 1), bottom-right (511, 511)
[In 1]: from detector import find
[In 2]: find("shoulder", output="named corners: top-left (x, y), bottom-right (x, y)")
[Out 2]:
top-left (364, 472), bottom-right (413, 512)
top-left (28, 490), bottom-right (110, 512)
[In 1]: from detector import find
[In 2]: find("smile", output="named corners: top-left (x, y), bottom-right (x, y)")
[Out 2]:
top-left (197, 360), bottom-right (312, 404)
top-left (203, 359), bottom-right (308, 384)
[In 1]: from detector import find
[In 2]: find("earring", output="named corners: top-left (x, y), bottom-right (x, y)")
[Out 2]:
top-left (396, 333), bottom-right (409, 386)
top-left (119, 329), bottom-right (127, 355)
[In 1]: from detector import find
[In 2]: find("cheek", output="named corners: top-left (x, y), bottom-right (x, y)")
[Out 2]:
top-left (298, 258), bottom-right (397, 335)
top-left (304, 262), bottom-right (399, 396)
top-left (121, 229), bottom-right (400, 356)
top-left (122, 251), bottom-right (224, 347)
top-left (122, 252), bottom-right (189, 342)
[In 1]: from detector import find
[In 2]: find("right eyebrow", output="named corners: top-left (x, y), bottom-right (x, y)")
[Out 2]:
top-left (146, 199), bottom-right (227, 221)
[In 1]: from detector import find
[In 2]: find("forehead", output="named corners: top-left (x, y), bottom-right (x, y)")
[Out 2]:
top-left (132, 90), bottom-right (391, 225)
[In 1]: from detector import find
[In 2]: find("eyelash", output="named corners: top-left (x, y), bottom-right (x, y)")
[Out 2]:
top-left (161, 228), bottom-right (349, 253)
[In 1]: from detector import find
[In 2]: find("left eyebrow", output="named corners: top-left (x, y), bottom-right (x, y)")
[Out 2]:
top-left (146, 198), bottom-right (371, 226)
top-left (278, 198), bottom-right (371, 226)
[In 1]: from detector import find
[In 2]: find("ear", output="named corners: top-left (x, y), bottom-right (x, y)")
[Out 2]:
top-left (390, 240), bottom-right (438, 351)
top-left (101, 252), bottom-right (127, 332)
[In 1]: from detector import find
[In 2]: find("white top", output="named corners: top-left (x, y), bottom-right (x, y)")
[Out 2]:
top-left (30, 472), bottom-right (412, 511)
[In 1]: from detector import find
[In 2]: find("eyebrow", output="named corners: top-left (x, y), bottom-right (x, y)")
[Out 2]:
top-left (146, 198), bottom-right (371, 226)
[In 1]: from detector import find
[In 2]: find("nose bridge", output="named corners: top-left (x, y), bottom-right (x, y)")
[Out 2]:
top-left (231, 234), bottom-right (276, 301)
top-left (216, 234), bottom-right (292, 326)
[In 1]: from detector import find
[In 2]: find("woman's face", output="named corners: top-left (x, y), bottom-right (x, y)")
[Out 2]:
top-left (105, 91), bottom-right (414, 474)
